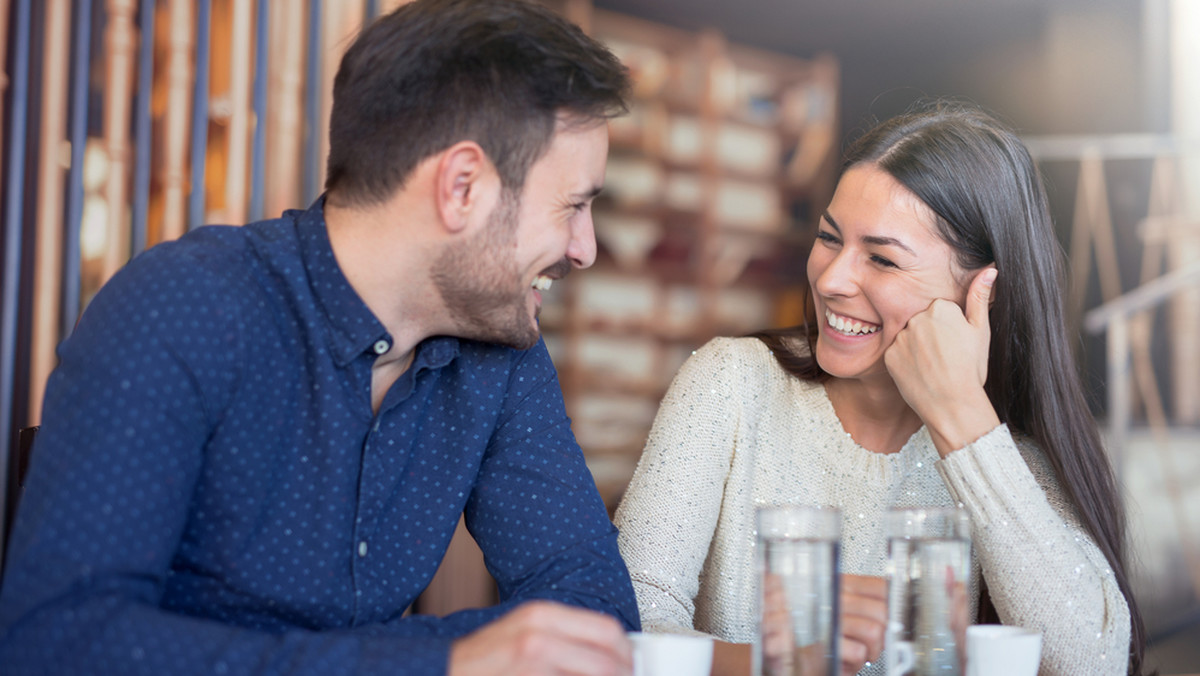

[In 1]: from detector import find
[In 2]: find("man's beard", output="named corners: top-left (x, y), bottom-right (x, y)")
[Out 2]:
top-left (431, 191), bottom-right (541, 350)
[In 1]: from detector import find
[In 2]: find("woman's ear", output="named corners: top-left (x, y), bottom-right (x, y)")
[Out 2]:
top-left (434, 141), bottom-right (498, 234)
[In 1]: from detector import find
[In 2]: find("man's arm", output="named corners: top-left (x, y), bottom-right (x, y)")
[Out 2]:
top-left (461, 340), bottom-right (640, 629)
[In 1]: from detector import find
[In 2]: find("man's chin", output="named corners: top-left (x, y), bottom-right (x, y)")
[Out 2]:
top-left (471, 320), bottom-right (540, 351)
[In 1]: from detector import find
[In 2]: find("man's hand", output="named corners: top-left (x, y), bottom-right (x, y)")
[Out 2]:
top-left (840, 574), bottom-right (887, 676)
top-left (448, 601), bottom-right (633, 676)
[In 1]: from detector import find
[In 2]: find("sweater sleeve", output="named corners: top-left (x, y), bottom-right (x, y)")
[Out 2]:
top-left (936, 425), bottom-right (1130, 676)
top-left (613, 338), bottom-right (745, 637)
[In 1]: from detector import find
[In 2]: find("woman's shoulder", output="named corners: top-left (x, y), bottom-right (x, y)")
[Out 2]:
top-left (672, 336), bottom-right (823, 404)
top-left (690, 335), bottom-right (811, 373)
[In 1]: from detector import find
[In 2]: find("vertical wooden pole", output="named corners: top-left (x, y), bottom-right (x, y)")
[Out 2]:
top-left (223, 0), bottom-right (253, 225)
top-left (1106, 317), bottom-right (1130, 480)
top-left (301, 0), bottom-right (321, 203)
top-left (0, 0), bottom-right (11, 169)
top-left (100, 0), bottom-right (137, 282)
top-left (1069, 151), bottom-right (1125, 329)
top-left (248, 0), bottom-right (269, 221)
top-left (187, 0), bottom-right (212, 230)
top-left (161, 0), bottom-right (195, 242)
top-left (0, 0), bottom-right (33, 574)
top-left (316, 2), bottom-right (364, 202)
top-left (62, 0), bottom-right (94, 335)
top-left (28, 0), bottom-right (72, 425)
top-left (130, 0), bottom-right (155, 255)
top-left (265, 0), bottom-right (304, 215)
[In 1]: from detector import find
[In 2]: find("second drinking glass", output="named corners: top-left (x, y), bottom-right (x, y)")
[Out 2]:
top-left (884, 507), bottom-right (972, 676)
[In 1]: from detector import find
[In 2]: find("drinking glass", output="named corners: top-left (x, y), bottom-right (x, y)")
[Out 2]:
top-left (885, 507), bottom-right (972, 676)
top-left (754, 505), bottom-right (841, 676)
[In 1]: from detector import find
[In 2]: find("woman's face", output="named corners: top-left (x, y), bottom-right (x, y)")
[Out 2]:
top-left (807, 163), bottom-right (971, 385)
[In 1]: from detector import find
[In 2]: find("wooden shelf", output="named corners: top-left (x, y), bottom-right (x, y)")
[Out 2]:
top-left (535, 1), bottom-right (839, 506)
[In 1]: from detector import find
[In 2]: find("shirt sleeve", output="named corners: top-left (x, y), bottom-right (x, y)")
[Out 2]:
top-left (456, 338), bottom-right (641, 633)
top-left (612, 338), bottom-right (744, 638)
top-left (0, 250), bottom-right (453, 675)
top-left (936, 425), bottom-right (1131, 676)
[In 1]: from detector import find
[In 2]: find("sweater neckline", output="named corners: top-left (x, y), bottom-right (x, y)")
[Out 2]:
top-left (808, 379), bottom-right (938, 479)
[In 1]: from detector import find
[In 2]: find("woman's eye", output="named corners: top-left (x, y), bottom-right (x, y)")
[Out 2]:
top-left (870, 255), bottom-right (898, 268)
top-left (815, 231), bottom-right (839, 245)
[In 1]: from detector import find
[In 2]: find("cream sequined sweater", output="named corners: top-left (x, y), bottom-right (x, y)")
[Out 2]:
top-left (614, 337), bottom-right (1130, 676)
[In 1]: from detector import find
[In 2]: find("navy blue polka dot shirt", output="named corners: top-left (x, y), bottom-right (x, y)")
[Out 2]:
top-left (0, 200), bottom-right (640, 675)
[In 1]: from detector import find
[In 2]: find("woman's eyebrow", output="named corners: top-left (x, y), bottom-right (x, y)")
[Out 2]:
top-left (821, 210), bottom-right (842, 234)
top-left (824, 210), bottom-right (916, 255)
top-left (862, 234), bottom-right (916, 256)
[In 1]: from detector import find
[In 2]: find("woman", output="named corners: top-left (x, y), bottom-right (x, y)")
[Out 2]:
top-left (614, 102), bottom-right (1145, 676)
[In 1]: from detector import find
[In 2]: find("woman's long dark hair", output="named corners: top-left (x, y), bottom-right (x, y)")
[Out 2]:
top-left (754, 101), bottom-right (1146, 674)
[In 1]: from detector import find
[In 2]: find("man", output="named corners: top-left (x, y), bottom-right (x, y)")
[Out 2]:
top-left (0, 1), bottom-right (639, 673)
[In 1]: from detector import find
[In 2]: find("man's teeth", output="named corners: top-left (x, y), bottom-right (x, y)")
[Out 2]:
top-left (532, 276), bottom-right (552, 291)
top-left (825, 309), bottom-right (879, 336)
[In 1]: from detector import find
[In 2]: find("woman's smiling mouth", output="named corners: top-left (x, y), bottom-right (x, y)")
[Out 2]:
top-left (824, 309), bottom-right (881, 336)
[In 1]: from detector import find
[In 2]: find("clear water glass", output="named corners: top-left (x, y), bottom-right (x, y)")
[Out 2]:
top-left (885, 507), bottom-right (972, 676)
top-left (755, 505), bottom-right (842, 676)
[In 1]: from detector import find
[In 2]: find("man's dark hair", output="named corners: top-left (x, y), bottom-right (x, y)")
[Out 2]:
top-left (325, 0), bottom-right (630, 207)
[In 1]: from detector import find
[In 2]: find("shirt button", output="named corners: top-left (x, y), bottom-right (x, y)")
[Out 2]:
top-left (372, 340), bottom-right (389, 355)
top-left (358, 541), bottom-right (368, 557)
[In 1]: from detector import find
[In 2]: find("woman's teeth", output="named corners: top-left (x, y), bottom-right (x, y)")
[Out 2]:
top-left (532, 275), bottom-right (553, 291)
top-left (825, 309), bottom-right (879, 336)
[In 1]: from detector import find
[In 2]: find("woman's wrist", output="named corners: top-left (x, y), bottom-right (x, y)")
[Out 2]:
top-left (924, 390), bottom-right (1001, 457)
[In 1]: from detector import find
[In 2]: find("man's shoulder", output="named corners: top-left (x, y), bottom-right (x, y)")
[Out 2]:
top-left (123, 215), bottom-right (300, 297)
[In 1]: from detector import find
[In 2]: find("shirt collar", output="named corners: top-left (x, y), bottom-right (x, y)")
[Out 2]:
top-left (295, 197), bottom-right (462, 370)
top-left (296, 196), bottom-right (393, 367)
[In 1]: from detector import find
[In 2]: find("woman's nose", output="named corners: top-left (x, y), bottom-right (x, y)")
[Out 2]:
top-left (811, 249), bottom-right (859, 298)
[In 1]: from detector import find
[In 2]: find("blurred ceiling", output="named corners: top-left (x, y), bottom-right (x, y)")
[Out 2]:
top-left (591, 0), bottom-right (1157, 135)
top-left (593, 0), bottom-right (1061, 62)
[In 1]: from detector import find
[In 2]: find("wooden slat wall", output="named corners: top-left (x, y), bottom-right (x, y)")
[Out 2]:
top-left (161, 0), bottom-right (195, 243)
top-left (100, 0), bottom-right (137, 282)
top-left (2, 0), bottom-right (388, 554)
top-left (28, 0), bottom-right (71, 425)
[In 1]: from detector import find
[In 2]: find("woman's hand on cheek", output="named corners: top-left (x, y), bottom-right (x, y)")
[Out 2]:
top-left (884, 267), bottom-right (1000, 456)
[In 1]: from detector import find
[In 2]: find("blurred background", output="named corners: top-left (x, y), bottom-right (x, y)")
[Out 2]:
top-left (0, 0), bottom-right (1196, 672)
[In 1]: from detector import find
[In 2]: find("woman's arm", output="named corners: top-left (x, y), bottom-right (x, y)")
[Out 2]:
top-left (938, 428), bottom-right (1130, 676)
top-left (886, 269), bottom-right (1128, 673)
top-left (614, 339), bottom-right (745, 635)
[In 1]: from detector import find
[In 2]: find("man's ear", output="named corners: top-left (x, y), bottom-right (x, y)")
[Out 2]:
top-left (435, 141), bottom-right (496, 234)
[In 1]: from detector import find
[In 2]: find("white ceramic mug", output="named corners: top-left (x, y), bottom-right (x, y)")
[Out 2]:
top-left (966, 624), bottom-right (1042, 676)
top-left (628, 632), bottom-right (713, 676)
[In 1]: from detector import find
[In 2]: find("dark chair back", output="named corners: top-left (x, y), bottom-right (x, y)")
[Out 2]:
top-left (3, 425), bottom-right (38, 568)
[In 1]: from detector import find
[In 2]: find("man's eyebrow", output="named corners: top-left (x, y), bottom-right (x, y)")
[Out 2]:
top-left (823, 210), bottom-right (916, 256)
top-left (574, 185), bottom-right (604, 201)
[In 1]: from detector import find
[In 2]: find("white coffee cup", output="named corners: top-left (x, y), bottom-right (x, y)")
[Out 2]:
top-left (628, 631), bottom-right (713, 676)
top-left (966, 624), bottom-right (1042, 676)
